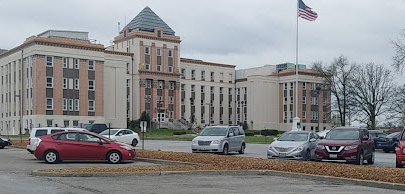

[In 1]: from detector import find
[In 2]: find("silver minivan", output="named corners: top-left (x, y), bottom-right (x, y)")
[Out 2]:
top-left (191, 126), bottom-right (246, 155)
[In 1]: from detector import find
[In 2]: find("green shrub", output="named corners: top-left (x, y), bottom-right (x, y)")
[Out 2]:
top-left (261, 129), bottom-right (278, 136)
top-left (245, 132), bottom-right (255, 136)
top-left (253, 131), bottom-right (261, 135)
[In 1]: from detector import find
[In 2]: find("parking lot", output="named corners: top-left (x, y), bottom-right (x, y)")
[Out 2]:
top-left (0, 146), bottom-right (403, 194)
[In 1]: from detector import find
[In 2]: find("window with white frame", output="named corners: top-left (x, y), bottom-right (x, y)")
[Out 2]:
top-left (284, 83), bottom-right (288, 90)
top-left (290, 82), bottom-right (294, 89)
top-left (88, 60), bottom-right (95, 70)
top-left (63, 57), bottom-right (68, 68)
top-left (145, 46), bottom-right (150, 70)
top-left (290, 96), bottom-right (293, 104)
top-left (169, 82), bottom-right (174, 90)
top-left (158, 81), bottom-right (163, 89)
top-left (46, 77), bottom-right (53, 88)
top-left (63, 78), bottom-right (67, 89)
top-left (303, 82), bottom-right (306, 89)
top-left (88, 100), bottom-right (95, 112)
top-left (302, 111), bottom-right (306, 119)
top-left (69, 99), bottom-right (74, 111)
top-left (74, 79), bottom-right (79, 90)
top-left (74, 99), bottom-right (79, 111)
top-left (181, 84), bottom-right (185, 91)
top-left (220, 87), bottom-right (223, 94)
top-left (191, 70), bottom-right (195, 79)
top-left (181, 69), bottom-right (185, 78)
top-left (88, 80), bottom-right (95, 90)
top-left (302, 96), bottom-right (306, 104)
top-left (157, 48), bottom-right (161, 56)
top-left (169, 96), bottom-right (173, 104)
top-left (63, 98), bottom-right (67, 111)
top-left (201, 71), bottom-right (205, 80)
top-left (146, 79), bottom-right (152, 88)
top-left (284, 97), bottom-right (287, 105)
top-left (191, 85), bottom-right (195, 92)
top-left (126, 79), bottom-right (130, 87)
top-left (126, 63), bottom-right (129, 73)
top-left (74, 59), bottom-right (79, 69)
top-left (46, 98), bottom-right (53, 110)
top-left (210, 86), bottom-right (214, 93)
top-left (145, 46), bottom-right (150, 55)
top-left (201, 86), bottom-right (205, 93)
top-left (168, 49), bottom-right (173, 57)
top-left (210, 72), bottom-right (214, 81)
top-left (284, 111), bottom-right (287, 119)
top-left (46, 56), bottom-right (53, 67)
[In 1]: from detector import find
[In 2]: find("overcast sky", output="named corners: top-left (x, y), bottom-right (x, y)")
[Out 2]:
top-left (1, 0), bottom-right (404, 84)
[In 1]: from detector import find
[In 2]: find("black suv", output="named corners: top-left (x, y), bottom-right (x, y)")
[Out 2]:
top-left (83, 123), bottom-right (108, 134)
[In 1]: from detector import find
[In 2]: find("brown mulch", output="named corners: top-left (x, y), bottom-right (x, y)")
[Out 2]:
top-left (40, 150), bottom-right (405, 184)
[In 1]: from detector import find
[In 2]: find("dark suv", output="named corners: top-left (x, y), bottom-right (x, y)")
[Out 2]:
top-left (83, 123), bottom-right (108, 134)
top-left (315, 127), bottom-right (375, 165)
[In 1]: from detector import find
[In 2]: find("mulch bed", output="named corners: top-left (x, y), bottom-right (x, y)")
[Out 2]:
top-left (39, 150), bottom-right (405, 184)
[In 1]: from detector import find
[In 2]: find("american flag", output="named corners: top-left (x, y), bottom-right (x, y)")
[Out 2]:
top-left (298, 0), bottom-right (318, 21)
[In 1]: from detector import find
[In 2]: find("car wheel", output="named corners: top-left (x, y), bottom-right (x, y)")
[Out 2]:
top-left (367, 149), bottom-right (375, 164)
top-left (131, 139), bottom-right (138, 147)
top-left (396, 160), bottom-right (403, 168)
top-left (238, 143), bottom-right (245, 154)
top-left (107, 151), bottom-right (122, 164)
top-left (305, 150), bottom-right (311, 161)
top-left (355, 150), bottom-right (364, 165)
top-left (44, 150), bottom-right (59, 164)
top-left (222, 144), bottom-right (229, 155)
top-left (383, 149), bottom-right (390, 153)
top-left (0, 146), bottom-right (4, 149)
top-left (392, 144), bottom-right (398, 151)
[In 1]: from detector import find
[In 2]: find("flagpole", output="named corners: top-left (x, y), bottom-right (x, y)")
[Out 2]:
top-left (292, 0), bottom-right (300, 131)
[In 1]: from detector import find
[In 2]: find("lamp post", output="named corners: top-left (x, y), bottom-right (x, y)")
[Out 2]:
top-left (316, 86), bottom-right (321, 132)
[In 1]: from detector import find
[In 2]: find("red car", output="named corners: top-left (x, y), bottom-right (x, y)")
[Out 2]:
top-left (34, 131), bottom-right (136, 164)
top-left (396, 128), bottom-right (405, 168)
top-left (315, 127), bottom-right (375, 165)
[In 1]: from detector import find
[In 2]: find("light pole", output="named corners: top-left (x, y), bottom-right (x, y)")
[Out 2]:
top-left (316, 86), bottom-right (321, 132)
top-left (145, 95), bottom-right (151, 132)
top-left (241, 101), bottom-right (245, 127)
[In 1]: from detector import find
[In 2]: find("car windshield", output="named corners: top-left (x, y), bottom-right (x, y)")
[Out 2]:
top-left (198, 127), bottom-right (228, 136)
top-left (83, 124), bottom-right (92, 130)
top-left (325, 130), bottom-right (359, 140)
top-left (99, 129), bottom-right (118, 135)
top-left (277, 133), bottom-right (308, 141)
top-left (387, 132), bottom-right (400, 138)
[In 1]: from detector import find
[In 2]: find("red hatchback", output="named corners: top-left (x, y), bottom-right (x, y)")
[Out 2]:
top-left (34, 131), bottom-right (136, 164)
top-left (396, 128), bottom-right (405, 168)
top-left (315, 127), bottom-right (375, 165)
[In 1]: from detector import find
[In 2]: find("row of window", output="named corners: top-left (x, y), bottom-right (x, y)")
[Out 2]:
top-left (46, 77), bottom-right (95, 90)
top-left (181, 69), bottom-right (233, 83)
top-left (46, 98), bottom-right (95, 112)
top-left (46, 56), bottom-right (95, 70)
top-left (283, 96), bottom-right (327, 105)
top-left (283, 82), bottom-right (328, 90)
top-left (283, 111), bottom-right (327, 120)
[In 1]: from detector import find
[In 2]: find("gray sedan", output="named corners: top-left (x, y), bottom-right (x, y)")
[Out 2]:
top-left (267, 131), bottom-right (319, 160)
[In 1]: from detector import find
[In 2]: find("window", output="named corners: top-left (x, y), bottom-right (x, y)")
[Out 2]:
top-left (210, 86), bottom-right (214, 93)
top-left (220, 87), bottom-right (223, 94)
top-left (284, 111), bottom-right (287, 119)
top-left (302, 96), bottom-right (306, 104)
top-left (191, 70), bottom-right (195, 79)
top-left (302, 111), bottom-right (306, 119)
top-left (145, 46), bottom-right (150, 55)
top-left (73, 120), bottom-right (79, 127)
top-left (46, 77), bottom-right (53, 88)
top-left (88, 80), bottom-right (95, 90)
top-left (210, 72), bottom-right (214, 81)
top-left (157, 48), bottom-right (161, 56)
top-left (126, 63), bottom-right (129, 73)
top-left (220, 72), bottom-right (224, 82)
top-left (169, 82), bottom-right (175, 90)
top-left (126, 79), bottom-right (130, 87)
top-left (74, 99), bottom-right (79, 111)
top-left (47, 119), bottom-right (53, 127)
top-left (63, 98), bottom-right (67, 111)
top-left (168, 49), bottom-right (173, 57)
top-left (63, 58), bottom-right (68, 68)
top-left (290, 82), bottom-right (294, 89)
top-left (284, 83), bottom-right (288, 90)
top-left (201, 71), bottom-right (205, 80)
top-left (63, 78), bottom-right (67, 89)
top-left (88, 60), bottom-right (94, 70)
top-left (201, 86), bottom-right (205, 93)
top-left (69, 99), bottom-right (74, 111)
top-left (74, 79), bottom-right (79, 90)
top-left (46, 56), bottom-right (53, 67)
top-left (191, 85), bottom-right (195, 92)
top-left (88, 100), bottom-right (95, 112)
top-left (157, 64), bottom-right (161, 71)
top-left (64, 120), bottom-right (69, 127)
top-left (181, 68), bottom-right (185, 79)
top-left (181, 84), bottom-right (185, 91)
top-left (158, 81), bottom-right (163, 89)
top-left (169, 96), bottom-right (173, 104)
top-left (303, 82), bottom-right (306, 89)
top-left (74, 59), bottom-right (79, 69)
top-left (46, 98), bottom-right (53, 110)
top-left (146, 79), bottom-right (152, 88)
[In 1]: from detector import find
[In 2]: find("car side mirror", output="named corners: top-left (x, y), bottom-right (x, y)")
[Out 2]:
top-left (97, 139), bottom-right (103, 145)
top-left (310, 138), bottom-right (316, 142)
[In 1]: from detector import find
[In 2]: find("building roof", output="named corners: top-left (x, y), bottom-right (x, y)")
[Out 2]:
top-left (124, 6), bottom-right (175, 35)
top-left (180, 58), bottom-right (236, 68)
top-left (38, 30), bottom-right (89, 40)
top-left (0, 49), bottom-right (7, 54)
top-left (270, 68), bottom-right (326, 77)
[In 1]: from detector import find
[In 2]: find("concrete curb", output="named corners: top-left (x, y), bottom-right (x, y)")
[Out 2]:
top-left (32, 168), bottom-right (405, 191)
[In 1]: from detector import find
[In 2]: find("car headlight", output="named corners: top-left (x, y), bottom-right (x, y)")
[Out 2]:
top-left (212, 140), bottom-right (223, 145)
top-left (316, 144), bottom-right (325, 149)
top-left (344, 145), bottom-right (358, 150)
top-left (296, 144), bottom-right (306, 151)
top-left (120, 145), bottom-right (133, 150)
top-left (192, 140), bottom-right (198, 145)
top-left (403, 148), bottom-right (405, 154)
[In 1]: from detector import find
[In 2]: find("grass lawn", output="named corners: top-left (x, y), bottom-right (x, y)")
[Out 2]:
top-left (136, 128), bottom-right (274, 143)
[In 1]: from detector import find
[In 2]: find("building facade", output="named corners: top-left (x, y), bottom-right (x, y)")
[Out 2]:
top-left (0, 7), bottom-right (331, 135)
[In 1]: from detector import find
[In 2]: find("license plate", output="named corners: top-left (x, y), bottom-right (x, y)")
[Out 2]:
top-left (329, 154), bottom-right (337, 158)
top-left (200, 147), bottom-right (208, 151)
top-left (279, 153), bottom-right (286, 157)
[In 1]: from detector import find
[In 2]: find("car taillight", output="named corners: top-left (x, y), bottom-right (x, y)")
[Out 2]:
top-left (28, 138), bottom-right (31, 145)
top-left (385, 138), bottom-right (389, 142)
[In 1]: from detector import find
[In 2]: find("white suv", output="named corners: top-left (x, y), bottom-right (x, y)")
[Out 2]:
top-left (26, 127), bottom-right (87, 154)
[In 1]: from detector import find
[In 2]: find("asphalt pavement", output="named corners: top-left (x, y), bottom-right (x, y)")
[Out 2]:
top-left (140, 140), bottom-right (397, 167)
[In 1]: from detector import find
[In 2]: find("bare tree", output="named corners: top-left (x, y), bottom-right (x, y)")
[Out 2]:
top-left (392, 29), bottom-right (405, 73)
top-left (393, 84), bottom-right (405, 125)
top-left (349, 63), bottom-right (396, 129)
top-left (312, 55), bottom-right (358, 126)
